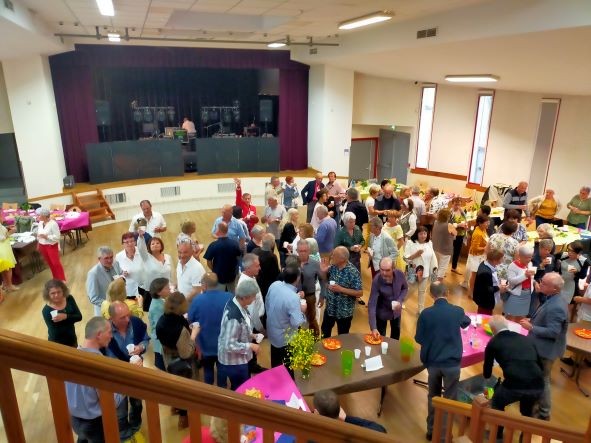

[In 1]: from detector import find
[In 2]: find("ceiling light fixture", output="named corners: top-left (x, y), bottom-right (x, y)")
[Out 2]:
top-left (445, 74), bottom-right (499, 83)
top-left (108, 32), bottom-right (121, 42)
top-left (267, 41), bottom-right (286, 48)
top-left (338, 11), bottom-right (393, 30)
top-left (96, 0), bottom-right (114, 17)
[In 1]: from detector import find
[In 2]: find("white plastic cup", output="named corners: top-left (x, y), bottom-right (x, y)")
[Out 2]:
top-left (476, 315), bottom-right (483, 325)
top-left (126, 344), bottom-right (135, 354)
top-left (255, 333), bottom-right (264, 344)
top-left (190, 321), bottom-right (200, 329)
top-left (129, 355), bottom-right (142, 365)
top-left (529, 266), bottom-right (537, 273)
top-left (300, 299), bottom-right (307, 306)
top-left (568, 265), bottom-right (576, 272)
top-left (546, 256), bottom-right (553, 265)
top-left (579, 279), bottom-right (587, 291)
top-left (50, 310), bottom-right (58, 319)
top-left (381, 342), bottom-right (389, 355)
top-left (364, 346), bottom-right (371, 357)
top-left (329, 280), bottom-right (336, 286)
top-left (354, 348), bottom-right (361, 359)
top-left (500, 279), bottom-right (507, 286)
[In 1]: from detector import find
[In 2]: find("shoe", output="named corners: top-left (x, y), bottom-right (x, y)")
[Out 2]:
top-left (7, 286), bottom-right (19, 292)
top-left (178, 415), bottom-right (189, 430)
top-left (561, 357), bottom-right (574, 366)
top-left (250, 364), bottom-right (267, 374)
top-left (425, 431), bottom-right (432, 441)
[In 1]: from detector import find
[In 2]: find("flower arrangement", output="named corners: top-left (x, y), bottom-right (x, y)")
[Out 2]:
top-left (285, 328), bottom-right (319, 378)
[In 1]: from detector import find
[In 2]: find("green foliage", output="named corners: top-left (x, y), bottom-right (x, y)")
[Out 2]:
top-left (285, 328), bottom-right (319, 371)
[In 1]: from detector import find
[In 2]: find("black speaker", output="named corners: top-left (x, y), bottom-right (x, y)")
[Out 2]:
top-left (259, 99), bottom-right (273, 123)
top-left (63, 175), bottom-right (75, 189)
top-left (95, 100), bottom-right (111, 126)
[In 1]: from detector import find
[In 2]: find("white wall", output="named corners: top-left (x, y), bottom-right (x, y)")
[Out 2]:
top-left (2, 55), bottom-right (66, 198)
top-left (0, 64), bottom-right (13, 134)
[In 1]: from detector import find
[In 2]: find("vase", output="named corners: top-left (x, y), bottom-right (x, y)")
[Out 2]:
top-left (301, 365), bottom-right (311, 380)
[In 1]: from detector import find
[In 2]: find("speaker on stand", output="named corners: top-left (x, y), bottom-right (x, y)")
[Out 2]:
top-left (258, 95), bottom-right (278, 136)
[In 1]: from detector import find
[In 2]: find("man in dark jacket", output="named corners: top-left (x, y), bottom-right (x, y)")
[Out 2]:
top-left (472, 248), bottom-right (506, 315)
top-left (415, 283), bottom-right (470, 441)
top-left (301, 172), bottom-right (324, 222)
top-left (343, 187), bottom-right (368, 228)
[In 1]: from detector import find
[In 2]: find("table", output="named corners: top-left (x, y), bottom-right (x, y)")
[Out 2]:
top-left (11, 239), bottom-right (43, 283)
top-left (561, 321), bottom-right (591, 396)
top-left (527, 224), bottom-right (590, 250)
top-left (236, 365), bottom-right (307, 442)
top-left (295, 333), bottom-right (424, 415)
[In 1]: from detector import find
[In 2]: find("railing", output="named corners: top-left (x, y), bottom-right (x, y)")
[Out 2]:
top-left (0, 329), bottom-right (393, 443)
top-left (432, 396), bottom-right (591, 443)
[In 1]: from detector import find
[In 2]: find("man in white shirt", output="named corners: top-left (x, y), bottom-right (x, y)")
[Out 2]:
top-left (410, 186), bottom-right (426, 218)
top-left (128, 200), bottom-right (167, 237)
top-left (176, 241), bottom-right (205, 302)
top-left (181, 117), bottom-right (197, 136)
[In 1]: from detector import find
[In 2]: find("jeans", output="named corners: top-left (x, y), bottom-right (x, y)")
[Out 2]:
top-left (71, 415), bottom-right (105, 443)
top-left (538, 358), bottom-right (554, 419)
top-left (271, 345), bottom-right (294, 378)
top-left (321, 313), bottom-right (352, 338)
top-left (426, 366), bottom-right (461, 433)
top-left (202, 355), bottom-right (224, 387)
top-left (117, 397), bottom-right (143, 436)
top-left (376, 316), bottom-right (401, 340)
top-left (217, 362), bottom-right (249, 390)
top-left (451, 235), bottom-right (464, 270)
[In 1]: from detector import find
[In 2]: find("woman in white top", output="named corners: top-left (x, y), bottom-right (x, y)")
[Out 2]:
top-left (404, 225), bottom-right (438, 314)
top-left (36, 208), bottom-right (66, 281)
top-left (115, 232), bottom-right (145, 299)
top-left (399, 198), bottom-right (418, 239)
top-left (137, 233), bottom-right (172, 312)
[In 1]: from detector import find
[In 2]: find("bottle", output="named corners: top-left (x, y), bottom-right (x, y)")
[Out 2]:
top-left (350, 179), bottom-right (356, 188)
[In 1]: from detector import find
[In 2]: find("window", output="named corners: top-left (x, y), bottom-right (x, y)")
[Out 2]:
top-left (468, 92), bottom-right (494, 184)
top-left (415, 85), bottom-right (436, 169)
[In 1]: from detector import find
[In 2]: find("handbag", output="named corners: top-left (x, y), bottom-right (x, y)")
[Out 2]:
top-left (405, 263), bottom-right (417, 284)
top-left (167, 357), bottom-right (193, 378)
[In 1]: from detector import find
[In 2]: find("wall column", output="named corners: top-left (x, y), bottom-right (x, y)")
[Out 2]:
top-left (2, 55), bottom-right (66, 198)
top-left (307, 64), bottom-right (354, 176)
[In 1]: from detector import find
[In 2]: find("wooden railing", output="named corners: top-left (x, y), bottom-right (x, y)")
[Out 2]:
top-left (0, 329), bottom-right (393, 443)
top-left (432, 396), bottom-right (591, 443)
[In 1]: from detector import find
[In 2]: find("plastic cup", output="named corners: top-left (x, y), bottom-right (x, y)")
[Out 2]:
top-left (579, 279), bottom-right (587, 291)
top-left (50, 310), bottom-right (58, 319)
top-left (329, 280), bottom-right (336, 286)
top-left (300, 299), bottom-right (307, 306)
top-left (341, 350), bottom-right (354, 376)
top-left (126, 344), bottom-right (135, 354)
top-left (400, 337), bottom-right (414, 362)
top-left (129, 355), bottom-right (142, 366)
top-left (255, 333), bottom-right (264, 344)
top-left (500, 279), bottom-right (507, 286)
top-left (546, 256), bottom-right (553, 265)
top-left (364, 345), bottom-right (371, 357)
top-left (354, 348), bottom-right (361, 359)
top-left (529, 266), bottom-right (537, 273)
top-left (190, 321), bottom-right (200, 329)
top-left (568, 265), bottom-right (576, 272)
top-left (381, 342), bottom-right (389, 355)
top-left (476, 315), bottom-right (483, 325)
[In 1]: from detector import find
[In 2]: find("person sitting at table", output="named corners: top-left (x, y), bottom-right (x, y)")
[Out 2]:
top-left (529, 188), bottom-right (562, 227)
top-left (505, 245), bottom-right (536, 322)
top-left (473, 248), bottom-right (508, 315)
top-left (566, 186), bottom-right (591, 229)
top-left (36, 207), bottom-right (66, 282)
top-left (312, 389), bottom-right (387, 433)
top-left (41, 279), bottom-right (82, 348)
top-left (128, 200), bottom-right (167, 238)
top-left (0, 213), bottom-right (18, 294)
top-left (320, 246), bottom-right (363, 338)
top-left (483, 315), bottom-right (544, 439)
top-left (415, 282), bottom-right (470, 441)
top-left (368, 257), bottom-right (407, 340)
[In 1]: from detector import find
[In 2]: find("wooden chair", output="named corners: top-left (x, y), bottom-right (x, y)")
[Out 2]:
top-left (2, 202), bottom-right (18, 210)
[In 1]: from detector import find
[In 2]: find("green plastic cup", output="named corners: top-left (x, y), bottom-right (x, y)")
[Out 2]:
top-left (341, 350), bottom-right (354, 376)
top-left (400, 337), bottom-right (415, 362)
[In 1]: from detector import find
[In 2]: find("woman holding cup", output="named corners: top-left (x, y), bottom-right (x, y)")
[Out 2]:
top-left (473, 249), bottom-right (508, 315)
top-left (115, 232), bottom-right (146, 303)
top-left (505, 246), bottom-right (536, 321)
top-left (559, 241), bottom-right (587, 308)
top-left (36, 207), bottom-right (66, 282)
top-left (334, 212), bottom-right (364, 272)
top-left (404, 226), bottom-right (438, 314)
top-left (41, 279), bottom-right (82, 347)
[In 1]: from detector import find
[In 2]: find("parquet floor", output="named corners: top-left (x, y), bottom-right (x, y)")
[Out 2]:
top-left (0, 207), bottom-right (589, 442)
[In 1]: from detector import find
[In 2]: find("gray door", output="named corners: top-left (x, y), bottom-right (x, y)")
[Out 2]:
top-left (349, 139), bottom-right (375, 181)
top-left (378, 129), bottom-right (410, 183)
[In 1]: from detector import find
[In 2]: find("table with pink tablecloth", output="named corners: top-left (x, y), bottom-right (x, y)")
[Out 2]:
top-left (1, 209), bottom-right (91, 232)
top-left (236, 365), bottom-right (309, 443)
top-left (460, 313), bottom-right (528, 368)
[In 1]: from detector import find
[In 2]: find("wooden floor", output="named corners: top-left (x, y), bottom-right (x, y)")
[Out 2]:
top-left (0, 207), bottom-right (589, 443)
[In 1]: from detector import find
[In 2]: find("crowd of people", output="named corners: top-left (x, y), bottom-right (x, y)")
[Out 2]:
top-left (2, 175), bottom-right (591, 442)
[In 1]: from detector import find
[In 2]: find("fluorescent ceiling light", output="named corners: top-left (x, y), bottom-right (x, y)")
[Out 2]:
top-left (338, 11), bottom-right (393, 30)
top-left (96, 0), bottom-right (114, 16)
top-left (267, 42), bottom-right (286, 48)
top-left (445, 74), bottom-right (499, 83)
top-left (108, 33), bottom-right (121, 42)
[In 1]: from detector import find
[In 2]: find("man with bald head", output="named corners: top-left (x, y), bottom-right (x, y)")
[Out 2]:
top-left (519, 272), bottom-right (567, 420)
top-left (211, 204), bottom-right (246, 249)
top-left (204, 221), bottom-right (241, 292)
top-left (320, 246), bottom-right (363, 337)
top-left (302, 172), bottom-right (325, 222)
top-left (374, 183), bottom-right (401, 222)
top-left (504, 181), bottom-right (530, 217)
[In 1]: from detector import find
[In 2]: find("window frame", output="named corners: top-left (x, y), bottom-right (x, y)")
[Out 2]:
top-left (467, 90), bottom-right (495, 185)
top-left (414, 84), bottom-right (437, 170)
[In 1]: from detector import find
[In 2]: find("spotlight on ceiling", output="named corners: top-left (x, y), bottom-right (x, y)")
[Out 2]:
top-left (338, 11), bottom-right (393, 30)
top-left (445, 74), bottom-right (500, 83)
top-left (96, 0), bottom-right (114, 17)
top-left (108, 33), bottom-right (121, 42)
top-left (267, 41), bottom-right (287, 48)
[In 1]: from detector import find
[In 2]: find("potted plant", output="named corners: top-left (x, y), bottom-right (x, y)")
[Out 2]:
top-left (285, 328), bottom-right (319, 379)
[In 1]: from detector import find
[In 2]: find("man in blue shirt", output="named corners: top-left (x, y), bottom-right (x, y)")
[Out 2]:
top-left (204, 222), bottom-right (242, 292)
top-left (66, 317), bottom-right (135, 442)
top-left (265, 266), bottom-right (306, 376)
top-left (188, 272), bottom-right (232, 386)
top-left (211, 204), bottom-right (246, 250)
top-left (415, 283), bottom-right (470, 441)
top-left (315, 205), bottom-right (337, 257)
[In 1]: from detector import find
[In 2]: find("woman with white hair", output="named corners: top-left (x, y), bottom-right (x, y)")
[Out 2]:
top-left (36, 207), bottom-right (66, 281)
top-left (247, 225), bottom-right (265, 253)
top-left (334, 211), bottom-right (364, 271)
top-left (529, 188), bottom-right (562, 227)
top-left (505, 245), bottom-right (536, 321)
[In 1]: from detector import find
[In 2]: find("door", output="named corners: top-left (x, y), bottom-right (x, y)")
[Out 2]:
top-left (349, 139), bottom-right (376, 181)
top-left (378, 129), bottom-right (410, 183)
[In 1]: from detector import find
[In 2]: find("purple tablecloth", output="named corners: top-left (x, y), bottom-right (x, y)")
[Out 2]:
top-left (1, 210), bottom-right (90, 232)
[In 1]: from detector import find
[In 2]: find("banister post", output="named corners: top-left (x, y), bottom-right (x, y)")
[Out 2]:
top-left (468, 395), bottom-right (489, 442)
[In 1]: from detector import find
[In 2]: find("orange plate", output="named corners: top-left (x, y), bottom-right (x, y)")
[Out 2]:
top-left (574, 328), bottom-right (591, 339)
top-left (322, 338), bottom-right (342, 350)
top-left (244, 387), bottom-right (264, 399)
top-left (311, 353), bottom-right (327, 366)
top-left (364, 334), bottom-right (383, 345)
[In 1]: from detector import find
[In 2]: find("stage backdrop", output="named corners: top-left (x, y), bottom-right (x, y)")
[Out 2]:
top-left (49, 45), bottom-right (309, 182)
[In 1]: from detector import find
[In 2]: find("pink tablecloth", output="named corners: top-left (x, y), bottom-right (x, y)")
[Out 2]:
top-left (236, 365), bottom-right (309, 442)
top-left (1, 210), bottom-right (90, 232)
top-left (461, 313), bottom-right (528, 368)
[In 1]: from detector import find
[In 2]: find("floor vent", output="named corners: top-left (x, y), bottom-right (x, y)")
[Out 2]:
top-left (217, 182), bottom-right (236, 193)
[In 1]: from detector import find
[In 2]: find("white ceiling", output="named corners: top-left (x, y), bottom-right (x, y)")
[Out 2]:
top-left (2, 0), bottom-right (591, 96)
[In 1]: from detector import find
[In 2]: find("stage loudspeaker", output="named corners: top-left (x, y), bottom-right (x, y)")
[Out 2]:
top-left (95, 100), bottom-right (111, 126)
top-left (259, 99), bottom-right (273, 123)
top-left (63, 175), bottom-right (75, 189)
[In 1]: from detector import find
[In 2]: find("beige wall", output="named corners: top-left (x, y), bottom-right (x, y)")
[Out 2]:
top-left (0, 64), bottom-right (13, 134)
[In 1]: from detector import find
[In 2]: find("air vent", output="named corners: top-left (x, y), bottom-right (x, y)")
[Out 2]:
top-left (417, 27), bottom-right (438, 39)
top-left (104, 192), bottom-right (127, 204)
top-left (217, 182), bottom-right (236, 193)
top-left (4, 0), bottom-right (14, 11)
top-left (160, 186), bottom-right (181, 198)
top-left (309, 48), bottom-right (318, 55)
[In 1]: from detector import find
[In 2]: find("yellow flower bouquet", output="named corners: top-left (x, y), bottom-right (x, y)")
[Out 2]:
top-left (285, 328), bottom-right (319, 379)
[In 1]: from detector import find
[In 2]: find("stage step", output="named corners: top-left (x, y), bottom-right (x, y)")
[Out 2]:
top-left (73, 189), bottom-right (116, 224)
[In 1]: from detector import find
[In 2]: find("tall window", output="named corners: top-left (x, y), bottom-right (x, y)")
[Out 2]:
top-left (415, 85), bottom-right (436, 169)
top-left (468, 92), bottom-right (494, 184)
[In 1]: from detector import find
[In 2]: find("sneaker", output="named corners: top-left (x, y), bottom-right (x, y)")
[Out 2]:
top-left (426, 431), bottom-right (432, 441)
